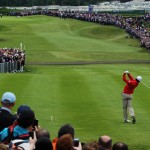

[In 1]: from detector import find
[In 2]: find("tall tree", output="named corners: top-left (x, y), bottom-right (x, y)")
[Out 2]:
top-left (0, 0), bottom-right (8, 6)
top-left (0, 0), bottom-right (135, 7)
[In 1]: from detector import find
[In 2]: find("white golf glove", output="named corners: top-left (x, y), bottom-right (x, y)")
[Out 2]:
top-left (124, 70), bottom-right (129, 74)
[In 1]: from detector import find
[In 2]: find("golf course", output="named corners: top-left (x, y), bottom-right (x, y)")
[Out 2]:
top-left (0, 15), bottom-right (150, 150)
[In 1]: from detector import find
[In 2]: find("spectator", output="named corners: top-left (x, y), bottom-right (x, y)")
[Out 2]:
top-left (17, 105), bottom-right (31, 115)
top-left (0, 47), bottom-right (25, 73)
top-left (35, 137), bottom-right (53, 150)
top-left (82, 141), bottom-right (98, 150)
top-left (52, 123), bottom-right (75, 150)
top-left (36, 128), bottom-right (50, 139)
top-left (56, 134), bottom-right (74, 150)
top-left (29, 128), bottom-right (51, 150)
top-left (112, 142), bottom-right (128, 150)
top-left (0, 109), bottom-right (35, 144)
top-left (0, 92), bottom-right (16, 132)
top-left (98, 135), bottom-right (112, 150)
top-left (9, 131), bottom-right (37, 150)
top-left (58, 123), bottom-right (75, 139)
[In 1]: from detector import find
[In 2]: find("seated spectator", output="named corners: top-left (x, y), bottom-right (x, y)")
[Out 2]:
top-left (0, 92), bottom-right (17, 132)
top-left (0, 109), bottom-right (35, 144)
top-left (82, 141), bottom-right (98, 150)
top-left (112, 142), bottom-right (128, 150)
top-left (35, 137), bottom-right (53, 150)
top-left (56, 134), bottom-right (74, 150)
top-left (52, 123), bottom-right (75, 150)
top-left (98, 135), bottom-right (112, 150)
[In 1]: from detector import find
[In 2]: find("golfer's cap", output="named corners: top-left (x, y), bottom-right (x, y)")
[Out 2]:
top-left (1, 92), bottom-right (16, 103)
top-left (136, 76), bottom-right (142, 82)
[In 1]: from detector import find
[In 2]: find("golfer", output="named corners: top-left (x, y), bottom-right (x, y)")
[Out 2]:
top-left (122, 70), bottom-right (142, 124)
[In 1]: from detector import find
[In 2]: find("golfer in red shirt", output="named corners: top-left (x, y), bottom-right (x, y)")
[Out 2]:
top-left (122, 70), bottom-right (142, 124)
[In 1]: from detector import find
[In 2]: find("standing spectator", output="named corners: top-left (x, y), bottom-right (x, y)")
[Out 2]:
top-left (0, 92), bottom-right (16, 132)
top-left (98, 135), bottom-right (112, 150)
top-left (82, 141), bottom-right (98, 150)
top-left (29, 128), bottom-right (51, 150)
top-left (10, 131), bottom-right (37, 150)
top-left (16, 105), bottom-right (31, 116)
top-left (112, 142), bottom-right (128, 150)
top-left (56, 134), bottom-right (74, 150)
top-left (52, 124), bottom-right (75, 150)
top-left (36, 128), bottom-right (50, 139)
top-left (35, 137), bottom-right (53, 150)
top-left (122, 70), bottom-right (142, 124)
top-left (0, 109), bottom-right (35, 144)
top-left (58, 124), bottom-right (75, 139)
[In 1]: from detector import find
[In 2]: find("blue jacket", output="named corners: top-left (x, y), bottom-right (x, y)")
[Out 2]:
top-left (0, 125), bottom-right (29, 142)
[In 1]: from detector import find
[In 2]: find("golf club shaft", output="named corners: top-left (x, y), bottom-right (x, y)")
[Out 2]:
top-left (141, 81), bottom-right (150, 89)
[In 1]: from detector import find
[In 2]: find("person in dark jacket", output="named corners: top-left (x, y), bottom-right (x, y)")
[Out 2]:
top-left (0, 92), bottom-right (16, 132)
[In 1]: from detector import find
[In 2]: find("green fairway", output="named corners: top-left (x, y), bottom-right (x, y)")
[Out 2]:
top-left (1, 64), bottom-right (150, 150)
top-left (0, 15), bottom-right (149, 63)
top-left (0, 15), bottom-right (150, 150)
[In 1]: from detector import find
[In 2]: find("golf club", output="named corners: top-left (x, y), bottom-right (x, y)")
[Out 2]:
top-left (141, 81), bottom-right (150, 89)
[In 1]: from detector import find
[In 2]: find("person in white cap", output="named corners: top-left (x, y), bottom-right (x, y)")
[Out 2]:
top-left (121, 71), bottom-right (142, 124)
top-left (0, 92), bottom-right (17, 131)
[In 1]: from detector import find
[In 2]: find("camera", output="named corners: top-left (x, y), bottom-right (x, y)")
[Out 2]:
top-left (32, 119), bottom-right (38, 129)
top-left (74, 138), bottom-right (79, 147)
top-left (29, 131), bottom-right (34, 138)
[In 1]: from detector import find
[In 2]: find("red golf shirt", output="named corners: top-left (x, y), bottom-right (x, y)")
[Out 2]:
top-left (122, 73), bottom-right (139, 94)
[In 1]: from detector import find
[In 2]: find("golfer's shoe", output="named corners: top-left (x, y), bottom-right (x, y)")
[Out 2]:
top-left (131, 116), bottom-right (136, 124)
top-left (124, 120), bottom-right (131, 123)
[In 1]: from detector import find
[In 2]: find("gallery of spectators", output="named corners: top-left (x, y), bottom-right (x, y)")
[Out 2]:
top-left (0, 0), bottom-right (150, 73)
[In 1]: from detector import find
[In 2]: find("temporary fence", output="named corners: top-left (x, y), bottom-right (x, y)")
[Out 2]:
top-left (0, 61), bottom-right (23, 73)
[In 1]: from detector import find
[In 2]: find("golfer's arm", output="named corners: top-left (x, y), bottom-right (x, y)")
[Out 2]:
top-left (128, 73), bottom-right (134, 80)
top-left (123, 73), bottom-right (128, 82)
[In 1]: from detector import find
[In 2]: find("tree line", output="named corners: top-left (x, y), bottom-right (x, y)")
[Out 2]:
top-left (0, 0), bottom-right (134, 7)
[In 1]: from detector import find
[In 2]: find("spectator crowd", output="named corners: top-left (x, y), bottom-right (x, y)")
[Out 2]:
top-left (0, 91), bottom-right (129, 150)
top-left (8, 10), bottom-right (150, 51)
top-left (1, 10), bottom-right (150, 73)
top-left (46, 11), bottom-right (150, 51)
top-left (0, 48), bottom-right (25, 73)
